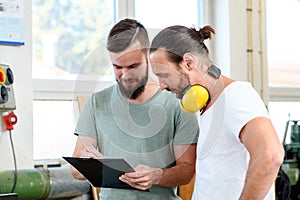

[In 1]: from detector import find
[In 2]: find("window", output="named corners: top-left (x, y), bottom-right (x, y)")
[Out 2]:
top-left (266, 0), bottom-right (300, 139)
top-left (32, 0), bottom-right (116, 160)
top-left (266, 0), bottom-right (300, 86)
top-left (269, 102), bottom-right (300, 144)
top-left (32, 0), bottom-right (115, 80)
top-left (135, 0), bottom-right (201, 29)
top-left (33, 100), bottom-right (79, 160)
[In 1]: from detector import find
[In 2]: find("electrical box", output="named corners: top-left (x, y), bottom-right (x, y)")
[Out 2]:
top-left (0, 64), bottom-right (16, 112)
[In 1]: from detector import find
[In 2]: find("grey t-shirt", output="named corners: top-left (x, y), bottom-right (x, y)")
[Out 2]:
top-left (75, 84), bottom-right (199, 200)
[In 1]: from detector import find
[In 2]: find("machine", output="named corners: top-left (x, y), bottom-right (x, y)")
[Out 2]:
top-left (277, 119), bottom-right (300, 199)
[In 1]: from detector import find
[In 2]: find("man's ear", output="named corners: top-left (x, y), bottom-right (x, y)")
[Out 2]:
top-left (182, 53), bottom-right (195, 71)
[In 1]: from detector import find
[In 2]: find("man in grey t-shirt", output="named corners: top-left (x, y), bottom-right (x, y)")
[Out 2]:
top-left (71, 18), bottom-right (199, 200)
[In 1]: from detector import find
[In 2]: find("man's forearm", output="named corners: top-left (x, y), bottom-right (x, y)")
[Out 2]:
top-left (155, 162), bottom-right (195, 187)
top-left (239, 152), bottom-right (282, 199)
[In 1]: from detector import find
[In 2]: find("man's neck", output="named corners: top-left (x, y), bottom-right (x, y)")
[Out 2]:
top-left (127, 81), bottom-right (160, 104)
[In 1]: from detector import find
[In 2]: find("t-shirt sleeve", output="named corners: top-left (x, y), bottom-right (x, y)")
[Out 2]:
top-left (173, 107), bottom-right (199, 145)
top-left (74, 94), bottom-right (97, 138)
top-left (227, 83), bottom-right (269, 139)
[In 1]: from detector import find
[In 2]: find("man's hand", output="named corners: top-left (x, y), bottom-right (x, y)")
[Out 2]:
top-left (119, 164), bottom-right (163, 190)
top-left (119, 144), bottom-right (197, 190)
top-left (80, 144), bottom-right (104, 158)
top-left (71, 136), bottom-right (104, 180)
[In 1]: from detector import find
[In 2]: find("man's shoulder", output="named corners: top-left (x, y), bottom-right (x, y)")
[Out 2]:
top-left (151, 90), bottom-right (182, 110)
top-left (157, 90), bottom-right (178, 101)
top-left (89, 85), bottom-right (116, 107)
top-left (94, 84), bottom-right (116, 97)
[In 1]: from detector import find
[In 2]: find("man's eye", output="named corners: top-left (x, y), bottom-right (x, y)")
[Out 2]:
top-left (129, 65), bottom-right (136, 69)
top-left (114, 66), bottom-right (122, 70)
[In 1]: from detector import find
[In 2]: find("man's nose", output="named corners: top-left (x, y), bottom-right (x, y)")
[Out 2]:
top-left (121, 68), bottom-right (132, 79)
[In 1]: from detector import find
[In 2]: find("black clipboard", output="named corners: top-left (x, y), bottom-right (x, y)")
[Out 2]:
top-left (63, 157), bottom-right (147, 191)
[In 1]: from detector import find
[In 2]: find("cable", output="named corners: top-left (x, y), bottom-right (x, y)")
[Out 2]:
top-left (3, 111), bottom-right (18, 193)
top-left (275, 168), bottom-right (291, 200)
top-left (9, 129), bottom-right (18, 193)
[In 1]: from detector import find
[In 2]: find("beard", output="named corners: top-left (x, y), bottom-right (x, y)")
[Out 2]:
top-left (176, 72), bottom-right (191, 99)
top-left (117, 73), bottom-right (148, 100)
top-left (166, 69), bottom-right (190, 99)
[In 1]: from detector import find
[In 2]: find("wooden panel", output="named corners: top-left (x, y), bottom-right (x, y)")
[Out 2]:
top-left (179, 176), bottom-right (195, 200)
top-left (77, 96), bottom-right (100, 200)
top-left (77, 96), bottom-right (89, 112)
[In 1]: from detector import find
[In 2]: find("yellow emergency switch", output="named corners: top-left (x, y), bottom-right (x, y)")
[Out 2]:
top-left (0, 67), bottom-right (6, 84)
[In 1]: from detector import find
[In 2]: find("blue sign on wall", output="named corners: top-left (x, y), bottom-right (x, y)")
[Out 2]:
top-left (0, 0), bottom-right (24, 46)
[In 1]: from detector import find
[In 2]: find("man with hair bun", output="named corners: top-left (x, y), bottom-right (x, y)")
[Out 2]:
top-left (150, 24), bottom-right (284, 199)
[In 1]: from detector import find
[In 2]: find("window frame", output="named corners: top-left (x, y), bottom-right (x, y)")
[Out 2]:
top-left (269, 86), bottom-right (300, 102)
top-left (32, 0), bottom-right (130, 101)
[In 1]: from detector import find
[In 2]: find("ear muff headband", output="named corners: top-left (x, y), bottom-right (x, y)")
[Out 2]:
top-left (180, 85), bottom-right (210, 114)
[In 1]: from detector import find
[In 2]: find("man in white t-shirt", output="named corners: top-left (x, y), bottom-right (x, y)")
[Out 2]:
top-left (149, 24), bottom-right (284, 199)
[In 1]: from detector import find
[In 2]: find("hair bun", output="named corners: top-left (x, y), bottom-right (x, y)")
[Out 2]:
top-left (199, 25), bottom-right (216, 40)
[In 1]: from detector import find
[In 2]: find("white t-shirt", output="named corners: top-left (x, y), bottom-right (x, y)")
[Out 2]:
top-left (192, 81), bottom-right (274, 200)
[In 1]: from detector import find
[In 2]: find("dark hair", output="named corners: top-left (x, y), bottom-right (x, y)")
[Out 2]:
top-left (150, 25), bottom-right (215, 64)
top-left (106, 18), bottom-right (150, 53)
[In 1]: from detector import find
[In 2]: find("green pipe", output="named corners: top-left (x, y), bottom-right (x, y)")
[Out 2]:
top-left (0, 168), bottom-right (50, 200)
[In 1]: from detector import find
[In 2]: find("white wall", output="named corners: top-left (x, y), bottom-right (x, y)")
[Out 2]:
top-left (0, 1), bottom-right (33, 170)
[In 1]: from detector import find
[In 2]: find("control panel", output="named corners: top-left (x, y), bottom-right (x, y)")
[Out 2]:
top-left (0, 64), bottom-right (16, 111)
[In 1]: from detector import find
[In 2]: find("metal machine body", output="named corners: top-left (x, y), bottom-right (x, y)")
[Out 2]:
top-left (280, 119), bottom-right (300, 199)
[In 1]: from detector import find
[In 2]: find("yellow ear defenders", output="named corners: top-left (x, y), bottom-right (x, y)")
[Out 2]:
top-left (180, 84), bottom-right (210, 114)
top-left (180, 65), bottom-right (221, 114)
